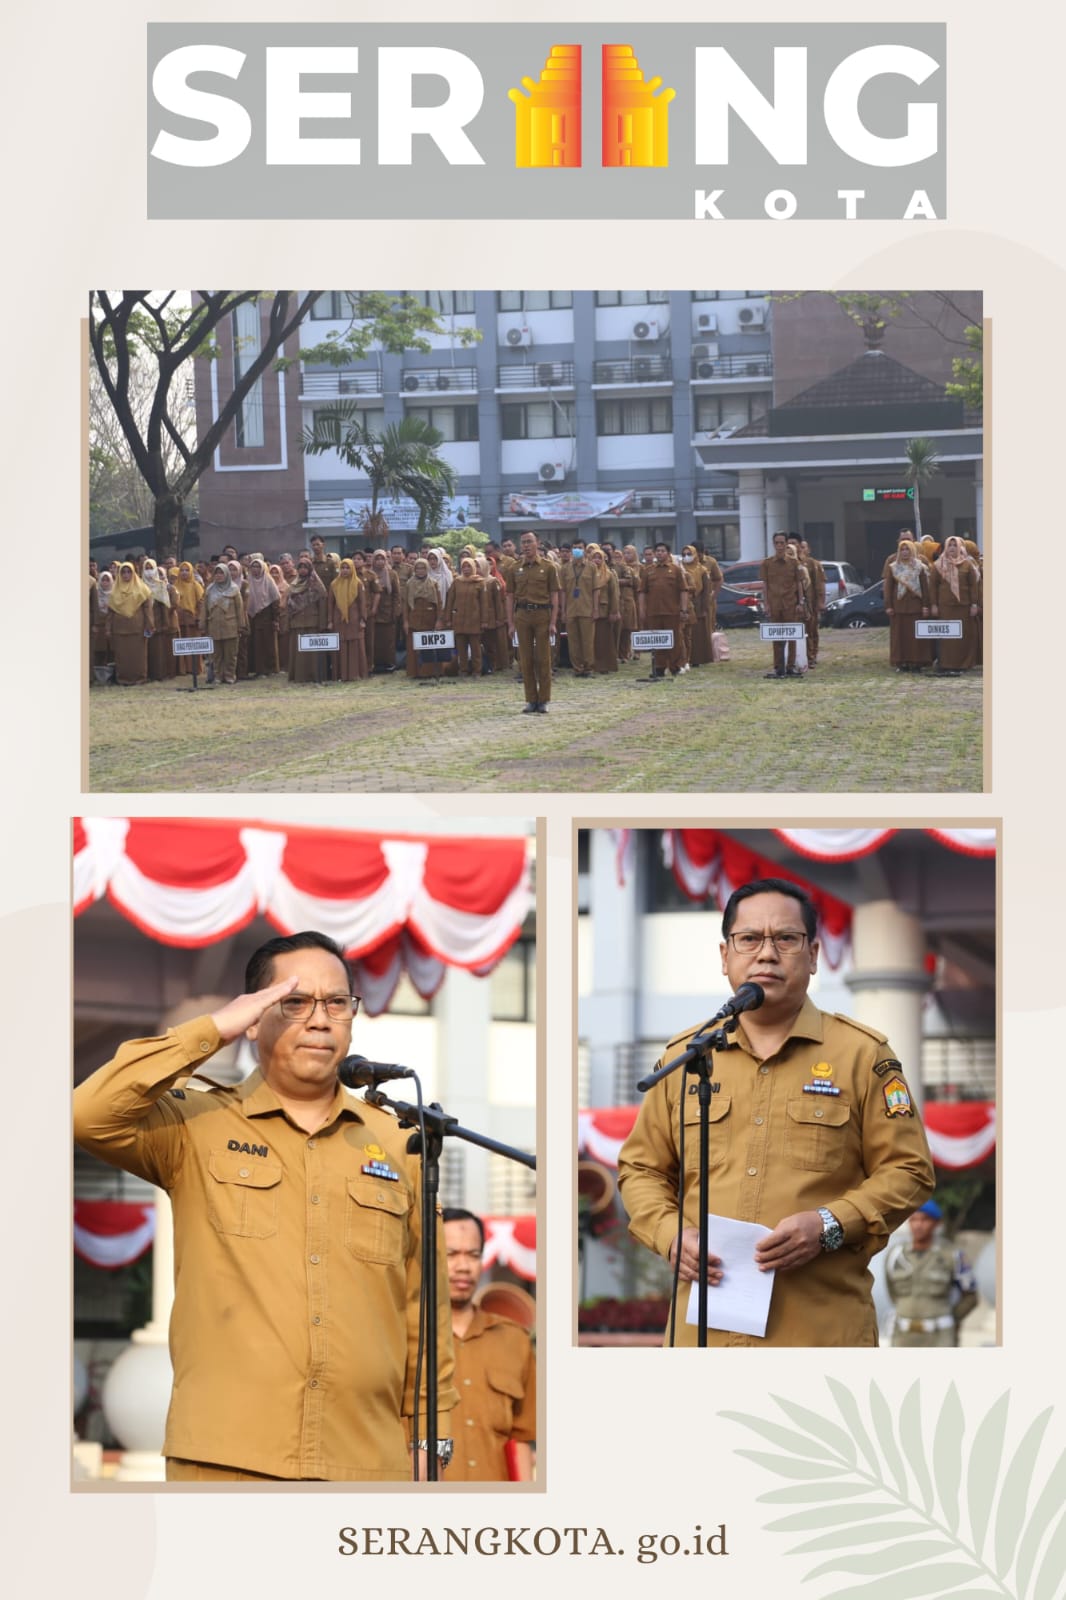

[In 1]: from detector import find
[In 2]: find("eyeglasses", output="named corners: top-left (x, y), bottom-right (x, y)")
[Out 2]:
top-left (727, 930), bottom-right (809, 955)
top-left (277, 994), bottom-right (360, 1022)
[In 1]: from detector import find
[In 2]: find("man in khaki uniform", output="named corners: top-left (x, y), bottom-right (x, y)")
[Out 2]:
top-left (618, 879), bottom-right (935, 1347)
top-left (885, 1200), bottom-right (978, 1347)
top-left (440, 1209), bottom-right (536, 1482)
top-left (760, 532), bottom-right (808, 677)
top-left (796, 538), bottom-right (827, 668)
top-left (74, 930), bottom-right (456, 1481)
top-left (638, 542), bottom-right (689, 678)
top-left (505, 530), bottom-right (560, 713)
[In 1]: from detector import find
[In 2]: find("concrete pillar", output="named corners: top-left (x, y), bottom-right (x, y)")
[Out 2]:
top-left (843, 900), bottom-right (930, 1107)
top-left (583, 831), bottom-right (641, 1107)
top-left (435, 968), bottom-right (493, 1215)
top-left (738, 469), bottom-right (766, 560)
top-left (764, 475), bottom-right (789, 542)
top-left (102, 1187), bottom-right (173, 1481)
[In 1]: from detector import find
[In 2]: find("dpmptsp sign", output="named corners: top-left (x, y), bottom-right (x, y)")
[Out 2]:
top-left (632, 630), bottom-right (675, 651)
top-left (172, 637), bottom-right (213, 655)
top-left (147, 24), bottom-right (945, 220)
top-left (915, 619), bottom-right (963, 638)
top-left (760, 622), bottom-right (806, 641)
top-left (413, 630), bottom-right (455, 650)
top-left (297, 632), bottom-right (340, 651)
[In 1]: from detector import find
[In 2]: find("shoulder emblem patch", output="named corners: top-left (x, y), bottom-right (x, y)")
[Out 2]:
top-left (873, 1058), bottom-right (903, 1078)
top-left (883, 1076), bottom-right (914, 1117)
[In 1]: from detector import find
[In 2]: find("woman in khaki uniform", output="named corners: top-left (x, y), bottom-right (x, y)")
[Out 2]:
top-left (883, 539), bottom-right (933, 671)
top-left (404, 558), bottom-right (443, 680)
top-left (680, 545), bottom-right (707, 670)
top-left (200, 564), bottom-right (246, 686)
top-left (367, 551), bottom-right (400, 672)
top-left (142, 559), bottom-right (177, 681)
top-left (588, 545), bottom-right (620, 673)
top-left (171, 562), bottom-right (204, 676)
top-left (483, 554), bottom-right (511, 673)
top-left (930, 535), bottom-right (981, 673)
top-left (109, 563), bottom-right (153, 686)
top-left (245, 558), bottom-right (281, 676)
top-left (270, 565), bottom-right (290, 668)
top-left (90, 571), bottom-right (114, 681)
top-left (285, 560), bottom-right (328, 683)
top-left (328, 558), bottom-right (368, 682)
top-left (566, 550), bottom-right (599, 677)
top-left (613, 550), bottom-right (639, 662)
top-left (445, 558), bottom-right (489, 677)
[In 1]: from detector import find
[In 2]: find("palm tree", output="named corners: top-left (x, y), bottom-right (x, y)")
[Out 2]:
top-left (903, 437), bottom-right (941, 540)
top-left (301, 406), bottom-right (457, 539)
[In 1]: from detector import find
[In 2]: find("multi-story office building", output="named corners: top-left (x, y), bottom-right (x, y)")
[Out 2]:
top-left (194, 291), bottom-right (982, 576)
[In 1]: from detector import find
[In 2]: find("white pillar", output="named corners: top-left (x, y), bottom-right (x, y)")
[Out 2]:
top-left (764, 475), bottom-right (789, 543)
top-left (738, 469), bottom-right (766, 560)
top-left (101, 1187), bottom-right (173, 1481)
top-left (843, 900), bottom-right (930, 1108)
top-left (973, 460), bottom-right (983, 549)
top-left (435, 967), bottom-right (493, 1215)
top-left (582, 831), bottom-right (642, 1107)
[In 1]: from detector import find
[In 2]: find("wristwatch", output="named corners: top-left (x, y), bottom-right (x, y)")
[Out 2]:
top-left (417, 1438), bottom-right (455, 1467)
top-left (817, 1207), bottom-right (845, 1252)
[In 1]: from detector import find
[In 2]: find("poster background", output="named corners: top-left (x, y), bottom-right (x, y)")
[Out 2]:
top-left (2, 0), bottom-right (1063, 1593)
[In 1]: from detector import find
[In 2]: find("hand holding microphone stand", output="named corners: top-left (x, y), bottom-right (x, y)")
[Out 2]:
top-left (634, 983), bottom-right (764, 1348)
top-left (338, 1055), bottom-right (536, 1480)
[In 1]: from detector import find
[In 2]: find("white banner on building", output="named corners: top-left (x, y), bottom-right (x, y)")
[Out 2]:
top-left (506, 489), bottom-right (635, 522)
top-left (343, 495), bottom-right (473, 532)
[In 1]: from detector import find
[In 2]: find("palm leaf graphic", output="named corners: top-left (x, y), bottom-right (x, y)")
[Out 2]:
top-left (720, 1383), bottom-right (1066, 1599)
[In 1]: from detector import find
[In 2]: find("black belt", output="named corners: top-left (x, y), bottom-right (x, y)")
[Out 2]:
top-left (516, 602), bottom-right (550, 610)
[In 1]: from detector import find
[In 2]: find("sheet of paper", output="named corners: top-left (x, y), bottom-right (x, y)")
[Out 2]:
top-left (685, 1213), bottom-right (776, 1338)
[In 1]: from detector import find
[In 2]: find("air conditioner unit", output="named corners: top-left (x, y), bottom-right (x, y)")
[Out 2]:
top-left (536, 362), bottom-right (556, 385)
top-left (696, 359), bottom-right (716, 379)
top-left (632, 319), bottom-right (659, 340)
top-left (435, 375), bottom-right (451, 390)
top-left (697, 312), bottom-right (718, 333)
top-left (402, 374), bottom-right (421, 391)
top-left (737, 305), bottom-right (766, 328)
top-left (506, 325), bottom-right (532, 347)
top-left (539, 461), bottom-right (566, 482)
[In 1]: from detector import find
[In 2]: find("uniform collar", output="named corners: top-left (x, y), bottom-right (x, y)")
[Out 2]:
top-left (237, 1068), bottom-right (366, 1126)
top-left (736, 995), bottom-right (825, 1052)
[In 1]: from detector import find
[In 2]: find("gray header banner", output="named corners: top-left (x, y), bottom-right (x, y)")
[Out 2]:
top-left (147, 24), bottom-right (946, 221)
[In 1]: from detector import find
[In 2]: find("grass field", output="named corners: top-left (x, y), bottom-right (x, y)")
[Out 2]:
top-left (87, 629), bottom-right (984, 794)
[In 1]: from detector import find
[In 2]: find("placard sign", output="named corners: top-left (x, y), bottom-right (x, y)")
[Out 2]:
top-left (916, 620), bottom-right (963, 639)
top-left (760, 622), bottom-right (806, 641)
top-left (172, 637), bottom-right (213, 655)
top-left (412, 630), bottom-right (456, 650)
top-left (631, 630), bottom-right (674, 651)
top-left (297, 632), bottom-right (340, 651)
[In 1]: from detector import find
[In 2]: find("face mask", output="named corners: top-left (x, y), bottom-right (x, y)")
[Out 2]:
top-left (572, 547), bottom-right (584, 559)
top-left (683, 554), bottom-right (694, 564)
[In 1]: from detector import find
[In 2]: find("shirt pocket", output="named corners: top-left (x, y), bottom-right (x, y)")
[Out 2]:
top-left (485, 1365), bottom-right (525, 1435)
top-left (207, 1151), bottom-right (282, 1238)
top-left (682, 1094), bottom-right (732, 1170)
top-left (784, 1096), bottom-right (852, 1172)
top-left (344, 1173), bottom-right (410, 1266)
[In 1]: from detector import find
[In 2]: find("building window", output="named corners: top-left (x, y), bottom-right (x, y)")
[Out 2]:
top-left (309, 292), bottom-right (374, 320)
top-left (595, 291), bottom-right (670, 307)
top-left (691, 290), bottom-right (768, 302)
top-left (694, 394), bottom-right (768, 431)
top-left (490, 937), bottom-right (536, 1022)
top-left (500, 400), bottom-right (575, 440)
top-left (406, 404), bottom-right (479, 442)
top-left (406, 290), bottom-right (476, 316)
top-left (312, 406), bottom-right (385, 437)
top-left (497, 290), bottom-right (573, 311)
top-left (232, 302), bottom-right (264, 448)
top-left (597, 398), bottom-right (673, 435)
top-left (697, 523), bottom-right (741, 561)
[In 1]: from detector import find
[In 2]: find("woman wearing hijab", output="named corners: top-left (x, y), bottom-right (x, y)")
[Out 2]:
top-left (222, 559), bottom-right (250, 680)
top-left (109, 563), bottom-right (153, 686)
top-left (613, 549), bottom-right (639, 663)
top-left (404, 557), bottom-right (442, 680)
top-left (679, 544), bottom-right (707, 670)
top-left (141, 558), bottom-right (177, 681)
top-left (244, 557), bottom-right (282, 676)
top-left (931, 534), bottom-right (981, 673)
top-left (882, 538), bottom-right (934, 671)
top-left (444, 557), bottom-right (489, 677)
top-left (90, 571), bottom-right (114, 682)
top-left (366, 550), bottom-right (400, 673)
top-left (425, 548), bottom-right (454, 608)
top-left (199, 564), bottom-right (246, 685)
top-left (482, 553), bottom-right (511, 675)
top-left (285, 557), bottom-right (329, 683)
top-left (587, 544), bottom-right (620, 673)
top-left (329, 558), bottom-right (368, 681)
top-left (269, 564), bottom-right (290, 666)
top-left (170, 562), bottom-right (204, 676)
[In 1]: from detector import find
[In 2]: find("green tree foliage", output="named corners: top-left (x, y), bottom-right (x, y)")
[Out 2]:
top-left (293, 292), bottom-right (482, 369)
top-left (903, 436), bottom-right (941, 539)
top-left (945, 323), bottom-right (984, 411)
top-left (301, 409), bottom-right (457, 540)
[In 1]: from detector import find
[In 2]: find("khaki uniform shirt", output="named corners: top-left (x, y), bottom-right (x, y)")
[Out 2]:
top-left (760, 554), bottom-right (807, 619)
top-left (442, 1310), bottom-right (536, 1482)
top-left (617, 998), bottom-right (934, 1347)
top-left (73, 1016), bottom-right (457, 1480)
top-left (885, 1236), bottom-right (978, 1326)
top-left (641, 562), bottom-right (686, 617)
top-left (505, 557), bottom-right (560, 608)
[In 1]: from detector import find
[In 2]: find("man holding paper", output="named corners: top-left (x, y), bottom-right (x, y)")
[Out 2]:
top-left (617, 879), bottom-right (935, 1347)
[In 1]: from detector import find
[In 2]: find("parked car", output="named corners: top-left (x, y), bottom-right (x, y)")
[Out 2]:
top-left (822, 580), bottom-right (888, 628)
top-left (716, 583), bottom-right (764, 628)
top-left (722, 557), bottom-right (866, 601)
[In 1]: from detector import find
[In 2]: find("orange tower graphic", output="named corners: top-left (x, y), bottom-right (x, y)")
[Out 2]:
top-left (602, 44), bottom-right (674, 167)
top-left (509, 45), bottom-right (582, 168)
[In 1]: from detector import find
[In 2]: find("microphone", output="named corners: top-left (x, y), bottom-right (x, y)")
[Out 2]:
top-left (710, 982), bottom-right (765, 1022)
top-left (338, 1055), bottom-right (416, 1089)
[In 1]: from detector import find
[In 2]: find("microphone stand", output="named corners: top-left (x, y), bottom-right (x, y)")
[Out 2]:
top-left (636, 1009), bottom-right (743, 1348)
top-left (363, 1088), bottom-right (536, 1479)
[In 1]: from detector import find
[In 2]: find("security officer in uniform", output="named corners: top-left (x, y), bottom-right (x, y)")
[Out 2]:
top-left (440, 1208), bottom-right (536, 1481)
top-left (618, 878), bottom-right (935, 1347)
top-left (505, 530), bottom-right (561, 713)
top-left (73, 930), bottom-right (457, 1480)
top-left (885, 1199), bottom-right (978, 1347)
